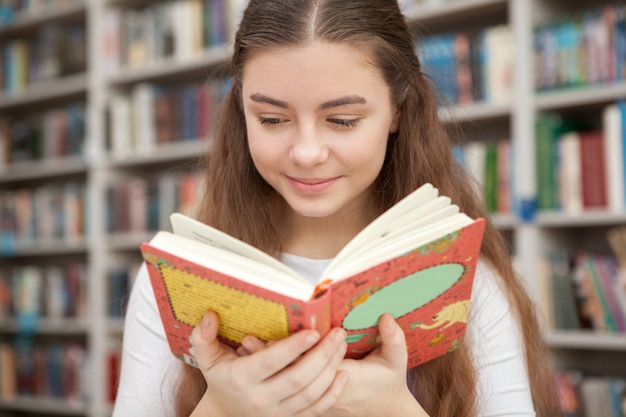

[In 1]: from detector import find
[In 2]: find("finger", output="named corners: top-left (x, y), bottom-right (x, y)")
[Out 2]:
top-left (191, 311), bottom-right (234, 370)
top-left (241, 335), bottom-right (266, 353)
top-left (294, 370), bottom-right (349, 417)
top-left (279, 328), bottom-right (348, 412)
top-left (239, 329), bottom-right (322, 381)
top-left (236, 336), bottom-right (266, 357)
top-left (236, 346), bottom-right (251, 356)
top-left (377, 313), bottom-right (408, 369)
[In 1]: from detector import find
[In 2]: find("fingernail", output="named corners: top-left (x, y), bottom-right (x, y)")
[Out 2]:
top-left (334, 328), bottom-right (347, 343)
top-left (385, 314), bottom-right (397, 333)
top-left (241, 335), bottom-right (253, 350)
top-left (305, 331), bottom-right (321, 345)
top-left (200, 313), bottom-right (211, 339)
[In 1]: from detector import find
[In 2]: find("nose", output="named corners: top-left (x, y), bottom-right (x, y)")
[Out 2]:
top-left (289, 125), bottom-right (329, 167)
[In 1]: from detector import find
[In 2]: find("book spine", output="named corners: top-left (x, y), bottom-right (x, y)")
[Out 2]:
top-left (557, 132), bottom-right (583, 213)
top-left (579, 130), bottom-right (608, 209)
top-left (602, 103), bottom-right (624, 213)
top-left (535, 114), bottom-right (560, 210)
top-left (483, 142), bottom-right (498, 212)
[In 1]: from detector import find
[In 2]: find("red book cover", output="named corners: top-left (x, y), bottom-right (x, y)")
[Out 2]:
top-left (142, 217), bottom-right (485, 369)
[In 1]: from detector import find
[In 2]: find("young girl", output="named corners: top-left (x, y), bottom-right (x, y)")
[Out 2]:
top-left (113, 0), bottom-right (562, 416)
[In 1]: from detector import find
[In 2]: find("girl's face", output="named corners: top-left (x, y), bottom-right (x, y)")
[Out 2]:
top-left (242, 41), bottom-right (400, 223)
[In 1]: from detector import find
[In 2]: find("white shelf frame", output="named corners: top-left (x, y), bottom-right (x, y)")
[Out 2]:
top-left (0, 73), bottom-right (88, 110)
top-left (0, 1), bottom-right (86, 35)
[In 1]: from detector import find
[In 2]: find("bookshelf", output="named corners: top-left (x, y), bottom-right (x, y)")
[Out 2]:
top-left (0, 0), bottom-right (625, 416)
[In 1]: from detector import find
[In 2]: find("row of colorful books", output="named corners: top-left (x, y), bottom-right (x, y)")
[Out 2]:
top-left (0, 22), bottom-right (86, 96)
top-left (0, 181), bottom-right (86, 253)
top-left (104, 0), bottom-right (231, 73)
top-left (416, 24), bottom-right (514, 106)
top-left (539, 247), bottom-right (626, 333)
top-left (0, 341), bottom-right (88, 405)
top-left (0, 103), bottom-right (85, 169)
top-left (107, 262), bottom-right (141, 319)
top-left (0, 264), bottom-right (87, 324)
top-left (0, 0), bottom-right (81, 26)
top-left (416, 3), bottom-right (626, 104)
top-left (535, 101), bottom-right (626, 213)
top-left (106, 170), bottom-right (203, 235)
top-left (556, 370), bottom-right (626, 417)
top-left (453, 139), bottom-right (513, 215)
top-left (535, 4), bottom-right (626, 91)
top-left (107, 79), bottom-right (226, 157)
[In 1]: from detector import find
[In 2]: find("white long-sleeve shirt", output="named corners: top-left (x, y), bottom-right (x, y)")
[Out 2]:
top-left (112, 257), bottom-right (536, 416)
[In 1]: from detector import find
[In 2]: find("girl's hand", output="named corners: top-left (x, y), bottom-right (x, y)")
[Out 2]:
top-left (324, 314), bottom-right (429, 417)
top-left (189, 311), bottom-right (350, 417)
top-left (237, 314), bottom-right (429, 417)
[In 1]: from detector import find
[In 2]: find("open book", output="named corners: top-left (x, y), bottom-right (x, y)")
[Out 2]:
top-left (141, 183), bottom-right (486, 369)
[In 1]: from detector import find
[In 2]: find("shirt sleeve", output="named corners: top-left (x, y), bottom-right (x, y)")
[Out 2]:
top-left (468, 261), bottom-right (537, 417)
top-left (112, 263), bottom-right (181, 417)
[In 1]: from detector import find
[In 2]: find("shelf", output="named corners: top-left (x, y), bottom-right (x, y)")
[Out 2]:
top-left (404, 0), bottom-right (508, 28)
top-left (535, 81), bottom-right (626, 112)
top-left (0, 73), bottom-right (88, 110)
top-left (0, 156), bottom-right (88, 184)
top-left (105, 140), bottom-right (210, 168)
top-left (0, 2), bottom-right (86, 37)
top-left (0, 397), bottom-right (86, 415)
top-left (547, 330), bottom-right (626, 351)
top-left (105, 0), bottom-right (152, 9)
top-left (536, 210), bottom-right (626, 228)
top-left (439, 100), bottom-right (512, 123)
top-left (0, 239), bottom-right (88, 258)
top-left (491, 213), bottom-right (518, 229)
top-left (107, 231), bottom-right (155, 251)
top-left (106, 46), bottom-right (231, 87)
top-left (0, 318), bottom-right (89, 335)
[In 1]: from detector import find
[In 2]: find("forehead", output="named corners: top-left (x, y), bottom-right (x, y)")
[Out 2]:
top-left (241, 41), bottom-right (389, 98)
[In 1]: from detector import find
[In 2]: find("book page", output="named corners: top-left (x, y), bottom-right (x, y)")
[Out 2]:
top-left (149, 232), bottom-right (313, 298)
top-left (326, 214), bottom-right (474, 280)
top-left (325, 183), bottom-right (474, 280)
top-left (328, 195), bottom-right (454, 268)
top-left (339, 203), bottom-right (460, 263)
top-left (170, 212), bottom-right (302, 280)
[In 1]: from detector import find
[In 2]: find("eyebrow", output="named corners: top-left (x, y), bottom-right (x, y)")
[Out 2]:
top-left (250, 94), bottom-right (289, 109)
top-left (249, 93), bottom-right (367, 110)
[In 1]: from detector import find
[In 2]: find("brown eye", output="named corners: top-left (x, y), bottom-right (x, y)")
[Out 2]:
top-left (328, 118), bottom-right (360, 128)
top-left (258, 117), bottom-right (284, 125)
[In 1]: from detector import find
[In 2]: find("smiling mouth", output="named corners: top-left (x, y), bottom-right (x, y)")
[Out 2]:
top-left (286, 176), bottom-right (340, 192)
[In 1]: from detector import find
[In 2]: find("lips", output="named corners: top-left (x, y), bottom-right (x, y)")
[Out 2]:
top-left (286, 176), bottom-right (340, 193)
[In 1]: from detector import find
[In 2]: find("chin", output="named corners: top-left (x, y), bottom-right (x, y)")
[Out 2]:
top-left (294, 209), bottom-right (335, 219)
top-left (289, 203), bottom-right (338, 219)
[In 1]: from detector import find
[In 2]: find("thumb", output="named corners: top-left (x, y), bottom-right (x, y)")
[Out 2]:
top-left (190, 310), bottom-right (233, 370)
top-left (376, 313), bottom-right (408, 369)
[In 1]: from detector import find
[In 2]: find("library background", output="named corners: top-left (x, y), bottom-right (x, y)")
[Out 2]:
top-left (1, 0), bottom-right (626, 415)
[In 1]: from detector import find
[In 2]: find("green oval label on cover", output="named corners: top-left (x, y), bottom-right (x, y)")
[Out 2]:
top-left (342, 263), bottom-right (465, 330)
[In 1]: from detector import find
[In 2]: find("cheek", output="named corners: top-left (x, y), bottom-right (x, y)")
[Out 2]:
top-left (247, 132), bottom-right (280, 171)
top-left (339, 136), bottom-right (388, 173)
top-left (246, 126), bottom-right (266, 161)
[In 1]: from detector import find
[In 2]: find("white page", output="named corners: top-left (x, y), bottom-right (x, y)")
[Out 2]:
top-left (170, 212), bottom-right (302, 281)
top-left (341, 204), bottom-right (461, 264)
top-left (327, 183), bottom-right (439, 271)
top-left (149, 231), bottom-right (313, 299)
top-left (330, 196), bottom-right (449, 264)
top-left (325, 214), bottom-right (473, 281)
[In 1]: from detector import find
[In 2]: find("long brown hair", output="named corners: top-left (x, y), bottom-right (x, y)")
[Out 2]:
top-left (177, 0), bottom-right (562, 415)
